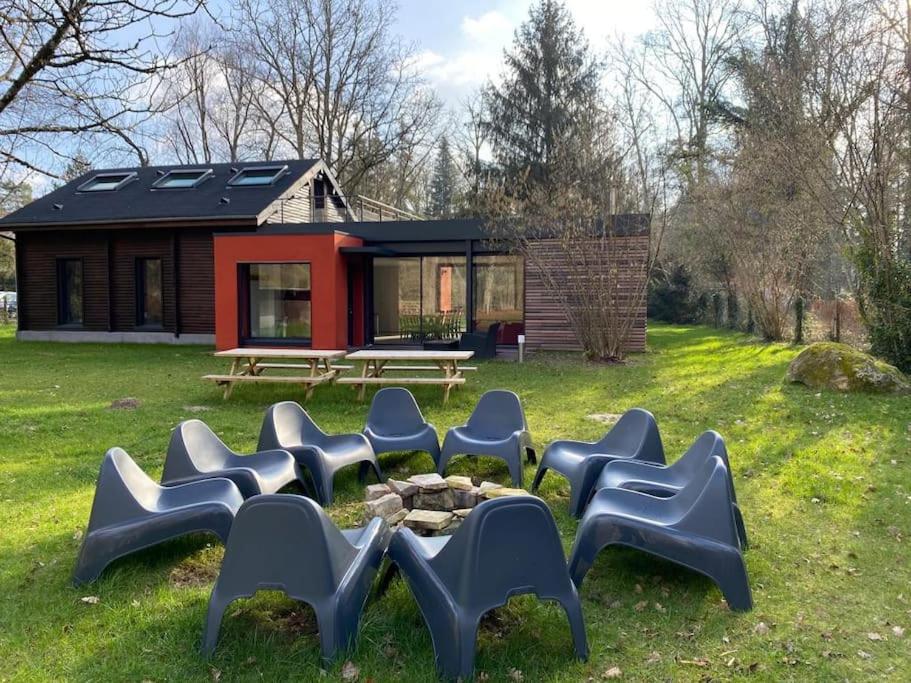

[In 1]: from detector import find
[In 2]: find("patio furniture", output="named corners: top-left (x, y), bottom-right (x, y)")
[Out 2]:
top-left (595, 430), bottom-right (748, 548)
top-left (162, 419), bottom-right (302, 498)
top-left (437, 390), bottom-right (535, 488)
top-left (386, 496), bottom-right (588, 681)
top-left (201, 494), bottom-right (389, 660)
top-left (363, 388), bottom-right (441, 467)
top-left (459, 321), bottom-right (500, 359)
top-left (530, 408), bottom-right (665, 518)
top-left (568, 456), bottom-right (752, 611)
top-left (258, 401), bottom-right (383, 505)
top-left (203, 348), bottom-right (350, 400)
top-left (338, 350), bottom-right (475, 403)
top-left (73, 447), bottom-right (242, 585)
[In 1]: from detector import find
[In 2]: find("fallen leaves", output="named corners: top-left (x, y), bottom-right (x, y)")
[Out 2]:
top-left (79, 595), bottom-right (100, 605)
top-left (633, 600), bottom-right (648, 612)
top-left (754, 622), bottom-right (770, 635)
top-left (866, 632), bottom-right (884, 642)
top-left (602, 666), bottom-right (622, 678)
top-left (340, 661), bottom-right (359, 681)
top-left (892, 625), bottom-right (905, 638)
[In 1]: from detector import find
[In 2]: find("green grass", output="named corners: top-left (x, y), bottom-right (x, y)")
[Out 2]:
top-left (0, 323), bottom-right (909, 681)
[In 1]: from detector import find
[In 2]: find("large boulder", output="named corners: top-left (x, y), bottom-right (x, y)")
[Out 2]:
top-left (786, 342), bottom-right (910, 394)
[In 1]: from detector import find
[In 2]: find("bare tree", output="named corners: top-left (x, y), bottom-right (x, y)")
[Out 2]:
top-left (0, 0), bottom-right (205, 177)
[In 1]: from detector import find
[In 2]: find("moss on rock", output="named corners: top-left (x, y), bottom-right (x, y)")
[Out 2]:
top-left (786, 342), bottom-right (911, 394)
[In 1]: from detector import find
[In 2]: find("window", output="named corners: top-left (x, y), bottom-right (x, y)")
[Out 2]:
top-left (227, 165), bottom-right (288, 187)
top-left (473, 255), bottom-right (524, 343)
top-left (57, 259), bottom-right (83, 325)
top-left (136, 258), bottom-right (163, 327)
top-left (76, 172), bottom-right (137, 192)
top-left (244, 263), bottom-right (311, 342)
top-left (152, 169), bottom-right (212, 189)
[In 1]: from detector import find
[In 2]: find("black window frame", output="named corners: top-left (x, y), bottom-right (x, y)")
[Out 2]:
top-left (240, 262), bottom-right (313, 346)
top-left (56, 257), bottom-right (84, 327)
top-left (135, 257), bottom-right (164, 329)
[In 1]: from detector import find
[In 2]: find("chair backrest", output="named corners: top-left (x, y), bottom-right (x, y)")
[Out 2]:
top-left (670, 456), bottom-right (740, 547)
top-left (432, 496), bottom-right (570, 606)
top-left (85, 448), bottom-right (161, 530)
top-left (168, 419), bottom-right (235, 471)
top-left (465, 390), bottom-right (527, 440)
top-left (215, 495), bottom-right (357, 597)
top-left (259, 401), bottom-right (326, 450)
top-left (365, 388), bottom-right (428, 435)
top-left (596, 408), bottom-right (664, 461)
top-left (674, 431), bottom-right (738, 503)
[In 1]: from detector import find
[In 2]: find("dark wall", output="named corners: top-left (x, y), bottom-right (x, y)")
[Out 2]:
top-left (16, 228), bottom-right (221, 334)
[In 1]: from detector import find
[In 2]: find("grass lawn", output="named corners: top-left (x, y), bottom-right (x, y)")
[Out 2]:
top-left (0, 322), bottom-right (909, 681)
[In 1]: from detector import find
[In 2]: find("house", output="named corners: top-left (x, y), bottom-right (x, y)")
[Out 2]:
top-left (1, 160), bottom-right (649, 352)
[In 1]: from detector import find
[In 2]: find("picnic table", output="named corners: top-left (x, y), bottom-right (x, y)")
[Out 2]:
top-left (203, 348), bottom-right (350, 399)
top-left (337, 349), bottom-right (475, 403)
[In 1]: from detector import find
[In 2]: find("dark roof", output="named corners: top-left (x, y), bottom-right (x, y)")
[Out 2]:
top-left (252, 213), bottom-right (650, 243)
top-left (0, 159), bottom-right (320, 228)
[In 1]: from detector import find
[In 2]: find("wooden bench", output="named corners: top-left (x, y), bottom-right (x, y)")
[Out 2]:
top-left (375, 365), bottom-right (477, 372)
top-left (336, 376), bottom-right (466, 385)
top-left (343, 350), bottom-right (475, 403)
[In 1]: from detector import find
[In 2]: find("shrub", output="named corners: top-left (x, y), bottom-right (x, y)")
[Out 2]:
top-left (855, 248), bottom-right (911, 373)
top-left (648, 262), bottom-right (699, 323)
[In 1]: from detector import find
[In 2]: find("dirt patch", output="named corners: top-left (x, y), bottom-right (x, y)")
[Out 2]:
top-left (586, 413), bottom-right (621, 425)
top-left (109, 397), bottom-right (141, 410)
top-left (169, 556), bottom-right (220, 588)
top-left (182, 405), bottom-right (211, 413)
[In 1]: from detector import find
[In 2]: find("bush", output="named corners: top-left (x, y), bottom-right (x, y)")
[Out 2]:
top-left (855, 248), bottom-right (911, 373)
top-left (648, 262), bottom-right (700, 323)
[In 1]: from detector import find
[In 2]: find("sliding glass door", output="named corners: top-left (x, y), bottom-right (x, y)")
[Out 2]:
top-left (372, 256), bottom-right (467, 343)
top-left (473, 255), bottom-right (525, 344)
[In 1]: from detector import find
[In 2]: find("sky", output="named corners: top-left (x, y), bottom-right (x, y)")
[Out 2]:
top-left (392, 0), bottom-right (657, 105)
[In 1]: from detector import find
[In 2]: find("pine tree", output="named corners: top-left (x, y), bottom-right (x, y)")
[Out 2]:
top-left (428, 137), bottom-right (457, 218)
top-left (484, 0), bottom-right (602, 193)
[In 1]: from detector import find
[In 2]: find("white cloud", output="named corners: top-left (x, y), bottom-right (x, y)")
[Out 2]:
top-left (461, 10), bottom-right (514, 42)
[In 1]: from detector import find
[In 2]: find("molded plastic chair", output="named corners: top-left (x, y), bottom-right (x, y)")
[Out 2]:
top-left (201, 495), bottom-right (389, 661)
top-left (531, 408), bottom-right (665, 518)
top-left (73, 447), bottom-right (243, 585)
top-left (162, 419), bottom-right (301, 498)
top-left (258, 401), bottom-right (382, 505)
top-left (437, 390), bottom-right (535, 487)
top-left (568, 456), bottom-right (752, 611)
top-left (387, 496), bottom-right (588, 680)
top-left (595, 430), bottom-right (748, 548)
top-left (458, 321), bottom-right (500, 359)
top-left (363, 388), bottom-right (441, 466)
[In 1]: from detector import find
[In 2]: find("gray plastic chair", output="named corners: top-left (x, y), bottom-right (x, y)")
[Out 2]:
top-left (568, 456), bottom-right (752, 611)
top-left (363, 388), bottom-right (440, 466)
top-left (162, 419), bottom-right (302, 498)
top-left (531, 408), bottom-right (665, 518)
top-left (387, 496), bottom-right (588, 680)
top-left (201, 494), bottom-right (389, 661)
top-left (437, 390), bottom-right (535, 487)
top-left (73, 447), bottom-right (243, 585)
top-left (258, 401), bottom-right (383, 505)
top-left (595, 430), bottom-right (748, 548)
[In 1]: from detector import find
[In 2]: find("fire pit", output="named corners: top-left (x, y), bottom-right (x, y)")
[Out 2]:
top-left (364, 473), bottom-right (530, 536)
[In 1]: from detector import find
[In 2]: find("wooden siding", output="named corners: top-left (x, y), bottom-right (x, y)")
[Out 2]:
top-left (17, 231), bottom-right (110, 331)
top-left (523, 235), bottom-right (649, 353)
top-left (17, 228), bottom-right (223, 335)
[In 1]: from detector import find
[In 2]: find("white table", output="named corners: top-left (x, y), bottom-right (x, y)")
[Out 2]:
top-left (204, 348), bottom-right (349, 399)
top-left (337, 350), bottom-right (475, 403)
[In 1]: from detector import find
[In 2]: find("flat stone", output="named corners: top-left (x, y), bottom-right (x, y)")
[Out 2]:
top-left (364, 492), bottom-right (402, 519)
top-left (453, 508), bottom-right (472, 518)
top-left (445, 475), bottom-right (474, 491)
top-left (385, 508), bottom-right (409, 525)
top-left (365, 483), bottom-right (392, 501)
top-left (408, 473), bottom-right (449, 492)
top-left (479, 481), bottom-right (501, 492)
top-left (387, 479), bottom-right (419, 497)
top-left (453, 488), bottom-right (479, 508)
top-left (403, 509), bottom-right (453, 531)
top-left (481, 487), bottom-right (532, 499)
top-left (413, 488), bottom-right (455, 511)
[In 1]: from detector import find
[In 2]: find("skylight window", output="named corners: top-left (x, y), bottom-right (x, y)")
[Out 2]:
top-left (153, 168), bottom-right (213, 189)
top-left (77, 172), bottom-right (137, 193)
top-left (227, 165), bottom-right (288, 187)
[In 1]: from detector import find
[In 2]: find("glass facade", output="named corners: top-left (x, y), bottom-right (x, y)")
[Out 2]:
top-left (372, 256), bottom-right (467, 343)
top-left (246, 263), bottom-right (312, 341)
top-left (137, 258), bottom-right (163, 327)
top-left (473, 255), bottom-right (525, 343)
